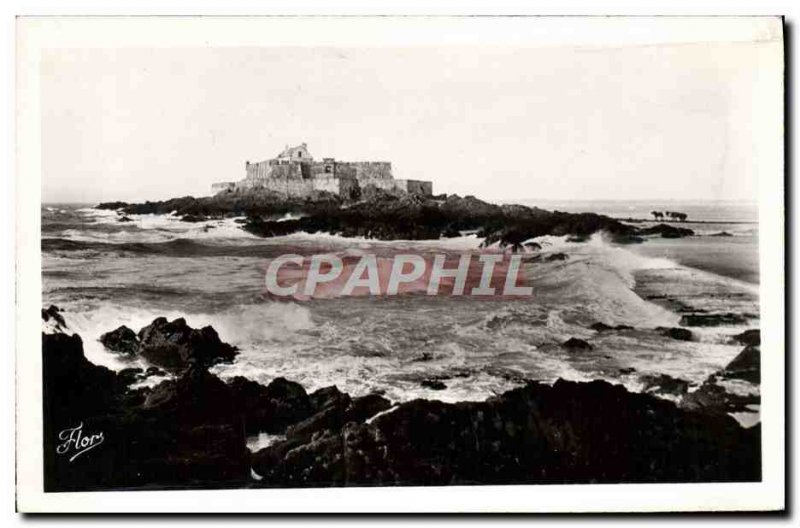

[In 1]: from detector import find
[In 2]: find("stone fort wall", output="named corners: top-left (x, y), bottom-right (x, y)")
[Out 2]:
top-left (212, 154), bottom-right (431, 198)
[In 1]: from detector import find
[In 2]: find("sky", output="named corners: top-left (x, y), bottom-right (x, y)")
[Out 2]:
top-left (40, 29), bottom-right (782, 203)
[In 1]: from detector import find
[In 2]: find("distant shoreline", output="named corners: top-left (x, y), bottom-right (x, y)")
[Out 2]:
top-left (613, 217), bottom-right (757, 225)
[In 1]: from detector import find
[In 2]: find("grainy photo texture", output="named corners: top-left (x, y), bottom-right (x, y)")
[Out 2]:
top-left (18, 16), bottom-right (785, 512)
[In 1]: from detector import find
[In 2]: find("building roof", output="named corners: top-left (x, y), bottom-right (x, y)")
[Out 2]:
top-left (276, 142), bottom-right (311, 160)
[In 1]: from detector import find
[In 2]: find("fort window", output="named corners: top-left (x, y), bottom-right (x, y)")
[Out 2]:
top-left (325, 165), bottom-right (332, 173)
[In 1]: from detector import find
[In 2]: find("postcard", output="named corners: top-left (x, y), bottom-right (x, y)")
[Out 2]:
top-left (15, 16), bottom-right (785, 513)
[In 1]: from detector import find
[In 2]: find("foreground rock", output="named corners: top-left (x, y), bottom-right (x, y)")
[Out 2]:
top-left (43, 308), bottom-right (761, 491)
top-left (732, 329), bottom-right (761, 347)
top-left (640, 374), bottom-right (690, 397)
top-left (100, 325), bottom-right (139, 355)
top-left (43, 326), bottom-right (249, 491)
top-left (137, 317), bottom-right (238, 372)
top-left (227, 376), bottom-right (314, 435)
top-left (41, 304), bottom-right (67, 334)
top-left (682, 345), bottom-right (760, 415)
top-left (252, 379), bottom-right (759, 486)
top-left (721, 345), bottom-right (760, 384)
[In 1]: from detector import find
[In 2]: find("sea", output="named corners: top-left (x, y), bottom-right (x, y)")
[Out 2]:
top-left (41, 199), bottom-right (760, 430)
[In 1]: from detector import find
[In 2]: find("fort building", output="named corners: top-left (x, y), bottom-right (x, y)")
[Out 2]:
top-left (211, 143), bottom-right (433, 198)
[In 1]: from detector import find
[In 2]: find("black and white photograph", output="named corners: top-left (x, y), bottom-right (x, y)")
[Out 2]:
top-left (13, 15), bottom-right (786, 513)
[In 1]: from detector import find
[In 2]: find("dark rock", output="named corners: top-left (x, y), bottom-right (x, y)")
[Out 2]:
top-left (285, 392), bottom-right (390, 440)
top-left (640, 374), bottom-right (690, 397)
top-left (118, 367), bottom-right (145, 385)
top-left (680, 313), bottom-right (751, 327)
top-left (134, 367), bottom-right (250, 484)
top-left (682, 377), bottom-right (759, 415)
top-left (96, 201), bottom-right (128, 210)
top-left (639, 223), bottom-right (694, 238)
top-left (42, 316), bottom-right (253, 492)
top-left (722, 345), bottom-right (760, 384)
top-left (252, 379), bottom-right (760, 486)
top-left (610, 233), bottom-right (645, 244)
top-left (546, 252), bottom-right (569, 262)
top-left (658, 327), bottom-right (694, 341)
top-left (441, 225), bottom-right (461, 238)
top-left (145, 366), bottom-right (167, 376)
top-left (591, 322), bottom-right (634, 332)
top-left (421, 379), bottom-right (447, 390)
top-left (41, 304), bottom-right (67, 332)
top-left (562, 337), bottom-right (593, 351)
top-left (347, 393), bottom-right (392, 423)
top-left (710, 231), bottom-right (734, 237)
top-left (309, 385), bottom-right (350, 413)
top-left (618, 367), bottom-right (636, 375)
top-left (227, 376), bottom-right (314, 435)
top-left (100, 325), bottom-right (139, 355)
top-left (137, 317), bottom-right (238, 372)
top-left (99, 192), bottom-right (639, 244)
top-left (117, 215), bottom-right (133, 222)
top-left (42, 331), bottom-right (127, 491)
top-left (180, 214), bottom-right (208, 223)
top-left (681, 346), bottom-right (760, 415)
top-left (731, 329), bottom-right (761, 347)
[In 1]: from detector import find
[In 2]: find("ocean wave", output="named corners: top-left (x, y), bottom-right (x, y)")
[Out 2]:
top-left (62, 209), bottom-right (260, 244)
top-left (42, 227), bottom-right (758, 408)
top-left (52, 300), bottom-right (316, 373)
top-left (42, 237), bottom-right (289, 258)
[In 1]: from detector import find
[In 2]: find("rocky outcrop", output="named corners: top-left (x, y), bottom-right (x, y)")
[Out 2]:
top-left (679, 313), bottom-right (752, 327)
top-left (99, 193), bottom-right (641, 245)
top-left (137, 317), bottom-right (238, 372)
top-left (591, 322), bottom-right (634, 332)
top-left (562, 337), bottom-right (593, 351)
top-left (42, 312), bottom-right (250, 491)
top-left (421, 379), bottom-right (447, 390)
top-left (640, 374), bottom-right (690, 397)
top-left (42, 308), bottom-right (762, 491)
top-left (732, 329), bottom-right (761, 347)
top-left (41, 304), bottom-right (67, 334)
top-left (658, 327), bottom-right (694, 341)
top-left (681, 345), bottom-right (760, 415)
top-left (639, 223), bottom-right (694, 238)
top-left (284, 392), bottom-right (391, 441)
top-left (180, 214), bottom-right (208, 222)
top-left (251, 379), bottom-right (759, 486)
top-left (721, 345), bottom-right (760, 384)
top-left (227, 376), bottom-right (314, 435)
top-left (100, 325), bottom-right (139, 355)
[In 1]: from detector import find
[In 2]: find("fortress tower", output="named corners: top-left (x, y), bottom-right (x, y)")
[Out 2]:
top-left (211, 143), bottom-right (433, 198)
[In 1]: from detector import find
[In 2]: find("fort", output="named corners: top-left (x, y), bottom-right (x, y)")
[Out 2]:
top-left (211, 143), bottom-right (433, 199)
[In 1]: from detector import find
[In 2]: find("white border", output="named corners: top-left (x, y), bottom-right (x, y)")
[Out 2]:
top-left (15, 15), bottom-right (785, 513)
